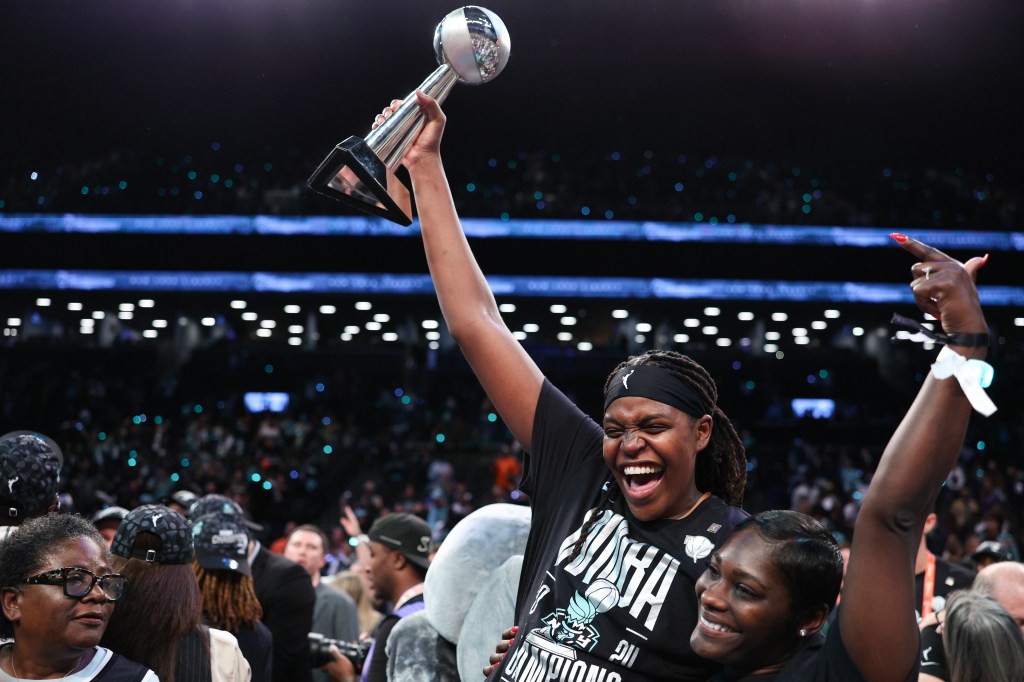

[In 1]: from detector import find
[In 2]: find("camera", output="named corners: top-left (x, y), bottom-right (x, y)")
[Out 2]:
top-left (309, 633), bottom-right (372, 669)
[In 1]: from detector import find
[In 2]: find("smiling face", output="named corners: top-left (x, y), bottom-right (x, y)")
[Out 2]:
top-left (1, 536), bottom-right (115, 657)
top-left (602, 396), bottom-right (712, 522)
top-left (690, 529), bottom-right (800, 676)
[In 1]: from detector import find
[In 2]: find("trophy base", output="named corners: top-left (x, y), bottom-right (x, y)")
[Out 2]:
top-left (307, 136), bottom-right (413, 226)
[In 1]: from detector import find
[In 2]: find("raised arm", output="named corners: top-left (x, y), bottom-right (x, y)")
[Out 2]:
top-left (840, 236), bottom-right (990, 682)
top-left (396, 92), bottom-right (544, 450)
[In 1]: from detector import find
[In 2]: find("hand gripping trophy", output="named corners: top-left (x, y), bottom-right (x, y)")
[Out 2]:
top-left (307, 6), bottom-right (510, 226)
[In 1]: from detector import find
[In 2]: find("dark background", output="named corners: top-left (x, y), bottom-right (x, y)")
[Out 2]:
top-left (3, 0), bottom-right (1022, 173)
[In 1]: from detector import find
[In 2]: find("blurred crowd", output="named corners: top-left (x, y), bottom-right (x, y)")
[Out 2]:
top-left (1, 338), bottom-right (1020, 578)
top-left (2, 142), bottom-right (1020, 229)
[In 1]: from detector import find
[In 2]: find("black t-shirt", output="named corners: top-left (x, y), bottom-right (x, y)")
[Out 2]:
top-left (489, 380), bottom-right (747, 682)
top-left (913, 557), bottom-right (975, 619)
top-left (713, 620), bottom-right (918, 682)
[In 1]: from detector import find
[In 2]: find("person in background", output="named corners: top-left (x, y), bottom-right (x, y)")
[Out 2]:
top-left (0, 513), bottom-right (157, 680)
top-left (163, 490), bottom-right (199, 517)
top-left (914, 512), bottom-right (975, 619)
top-left (193, 511), bottom-right (274, 682)
top-left (0, 431), bottom-right (63, 544)
top-left (969, 540), bottom-right (1012, 571)
top-left (284, 524), bottom-right (359, 682)
top-left (929, 590), bottom-right (1024, 682)
top-left (323, 514), bottom-right (431, 682)
top-left (324, 571), bottom-right (381, 641)
top-left (918, 561), bottom-right (1024, 681)
top-left (90, 506), bottom-right (129, 548)
top-left (190, 493), bottom-right (315, 682)
top-left (103, 504), bottom-right (251, 682)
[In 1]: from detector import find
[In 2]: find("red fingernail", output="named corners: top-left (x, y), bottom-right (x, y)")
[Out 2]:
top-left (981, 253), bottom-right (990, 267)
top-left (890, 233), bottom-right (908, 243)
top-left (511, 626), bottom-right (519, 633)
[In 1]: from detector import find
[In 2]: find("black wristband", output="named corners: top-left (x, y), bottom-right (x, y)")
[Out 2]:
top-left (890, 314), bottom-right (990, 348)
top-left (945, 332), bottom-right (990, 348)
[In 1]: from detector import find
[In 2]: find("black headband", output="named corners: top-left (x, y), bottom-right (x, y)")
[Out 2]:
top-left (603, 364), bottom-right (709, 418)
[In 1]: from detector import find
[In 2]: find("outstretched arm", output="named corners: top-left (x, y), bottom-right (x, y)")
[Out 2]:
top-left (840, 236), bottom-right (990, 682)
top-left (395, 92), bottom-right (544, 449)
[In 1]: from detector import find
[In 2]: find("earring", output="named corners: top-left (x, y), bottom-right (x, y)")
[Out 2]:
top-left (799, 629), bottom-right (807, 637)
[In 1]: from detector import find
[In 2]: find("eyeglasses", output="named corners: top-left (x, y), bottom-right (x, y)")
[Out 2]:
top-left (21, 567), bottom-right (127, 601)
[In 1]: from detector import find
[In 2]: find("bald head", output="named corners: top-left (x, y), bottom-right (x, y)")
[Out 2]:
top-left (975, 561), bottom-right (1024, 631)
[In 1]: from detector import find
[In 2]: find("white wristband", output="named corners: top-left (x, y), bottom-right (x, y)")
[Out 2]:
top-left (931, 346), bottom-right (997, 416)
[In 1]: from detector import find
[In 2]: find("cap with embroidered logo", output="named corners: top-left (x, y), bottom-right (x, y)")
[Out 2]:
top-left (191, 511), bottom-right (251, 576)
top-left (0, 431), bottom-right (63, 523)
top-left (188, 493), bottom-right (263, 532)
top-left (112, 504), bottom-right (194, 565)
top-left (367, 513), bottom-right (432, 570)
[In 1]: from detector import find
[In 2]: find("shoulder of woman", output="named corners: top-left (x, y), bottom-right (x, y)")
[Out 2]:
top-left (208, 627), bottom-right (242, 650)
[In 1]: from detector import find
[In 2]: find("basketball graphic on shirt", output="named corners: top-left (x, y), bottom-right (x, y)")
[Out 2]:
top-left (584, 579), bottom-right (621, 614)
top-left (684, 535), bottom-right (714, 562)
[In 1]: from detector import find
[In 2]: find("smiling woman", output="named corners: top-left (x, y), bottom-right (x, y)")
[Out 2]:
top-left (0, 513), bottom-right (157, 681)
top-left (389, 92), bottom-right (749, 681)
top-left (688, 236), bottom-right (993, 682)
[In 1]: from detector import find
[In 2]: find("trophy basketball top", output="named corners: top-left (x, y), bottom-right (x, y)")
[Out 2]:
top-left (433, 6), bottom-right (510, 85)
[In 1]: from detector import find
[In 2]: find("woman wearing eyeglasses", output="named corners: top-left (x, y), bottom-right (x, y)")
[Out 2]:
top-left (0, 513), bottom-right (157, 681)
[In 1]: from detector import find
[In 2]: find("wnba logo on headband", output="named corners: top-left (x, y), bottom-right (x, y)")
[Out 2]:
top-left (604, 365), bottom-right (708, 418)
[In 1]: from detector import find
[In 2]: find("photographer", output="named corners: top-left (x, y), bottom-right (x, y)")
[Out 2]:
top-left (322, 514), bottom-right (431, 682)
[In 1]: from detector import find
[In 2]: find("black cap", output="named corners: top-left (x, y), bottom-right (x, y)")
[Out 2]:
top-left (972, 541), bottom-right (1013, 563)
top-left (163, 490), bottom-right (199, 509)
top-left (0, 431), bottom-right (63, 523)
top-left (188, 494), bottom-right (263, 532)
top-left (191, 512), bottom-right (251, 576)
top-left (112, 504), bottom-right (194, 565)
top-left (367, 513), bottom-right (432, 570)
top-left (91, 506), bottom-right (130, 527)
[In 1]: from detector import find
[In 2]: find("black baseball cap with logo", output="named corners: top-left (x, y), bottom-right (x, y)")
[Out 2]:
top-left (0, 431), bottom-right (63, 523)
top-left (112, 504), bottom-right (194, 565)
top-left (191, 511), bottom-right (251, 576)
top-left (367, 513), bottom-right (432, 570)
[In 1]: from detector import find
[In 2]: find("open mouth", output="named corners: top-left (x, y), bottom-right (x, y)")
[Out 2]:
top-left (622, 465), bottom-right (664, 495)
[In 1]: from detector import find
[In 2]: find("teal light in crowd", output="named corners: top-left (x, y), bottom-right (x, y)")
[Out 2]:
top-left (98, 432), bottom-right (106, 441)
top-left (401, 395), bottom-right (411, 405)
top-left (181, 458), bottom-right (190, 467)
top-left (436, 433), bottom-right (446, 444)
top-left (262, 481), bottom-right (272, 490)
top-left (977, 441), bottom-right (986, 451)
top-left (194, 404), bottom-right (203, 414)
top-left (264, 364), bottom-right (274, 374)
top-left (487, 413), bottom-right (498, 423)
top-left (170, 473), bottom-right (180, 482)
top-left (154, 416), bottom-right (163, 425)
top-left (819, 369), bottom-right (829, 379)
top-left (323, 445), bottom-right (333, 455)
top-left (127, 458), bottom-right (137, 467)
top-left (251, 473), bottom-right (262, 483)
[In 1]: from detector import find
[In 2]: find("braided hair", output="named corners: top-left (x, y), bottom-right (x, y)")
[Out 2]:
top-left (193, 560), bottom-right (263, 632)
top-left (567, 350), bottom-right (747, 562)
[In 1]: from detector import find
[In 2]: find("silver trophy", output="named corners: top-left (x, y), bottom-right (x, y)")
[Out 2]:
top-left (308, 6), bottom-right (511, 226)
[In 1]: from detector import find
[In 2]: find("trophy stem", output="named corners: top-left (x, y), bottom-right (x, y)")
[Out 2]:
top-left (366, 63), bottom-right (459, 170)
